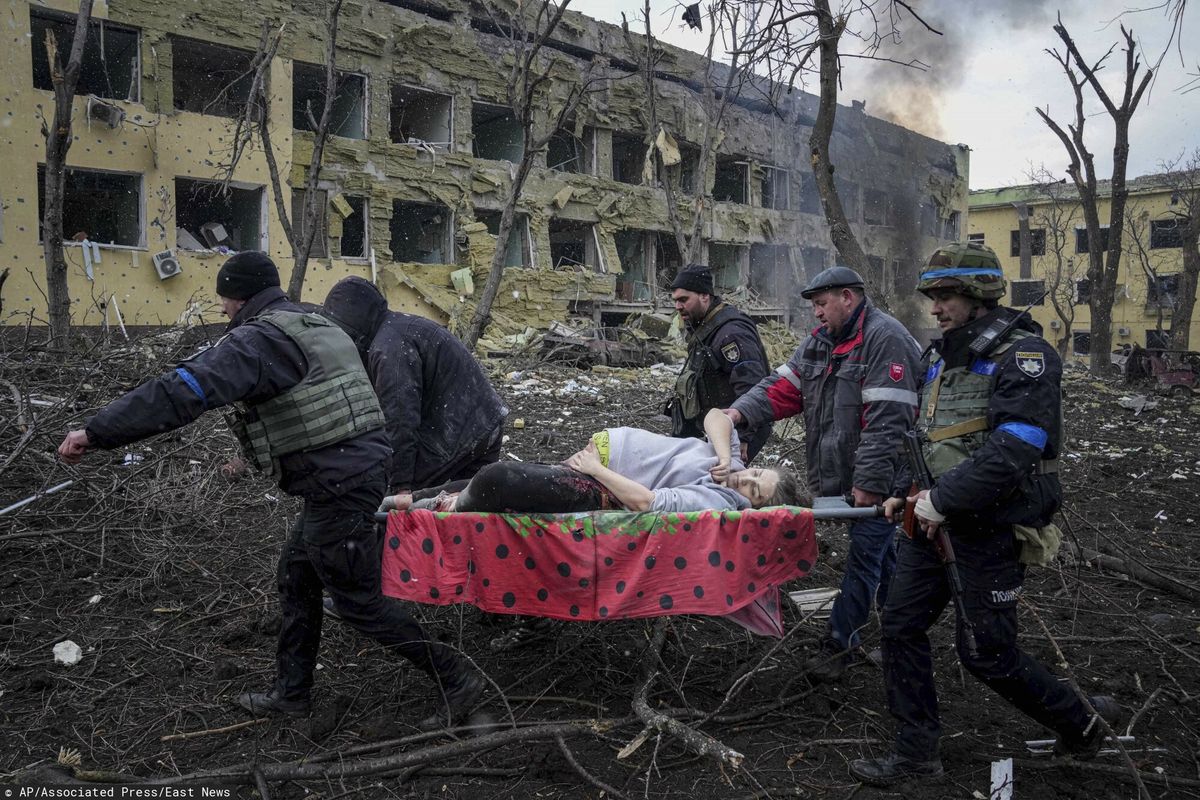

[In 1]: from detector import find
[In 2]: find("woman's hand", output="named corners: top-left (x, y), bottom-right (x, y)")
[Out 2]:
top-left (709, 457), bottom-right (731, 486)
top-left (565, 440), bottom-right (603, 476)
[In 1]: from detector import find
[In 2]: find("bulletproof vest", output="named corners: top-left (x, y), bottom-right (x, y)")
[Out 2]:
top-left (918, 326), bottom-right (1056, 479)
top-left (227, 310), bottom-right (385, 476)
top-left (673, 303), bottom-right (754, 422)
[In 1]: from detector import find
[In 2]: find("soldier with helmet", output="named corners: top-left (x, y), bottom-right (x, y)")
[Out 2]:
top-left (849, 242), bottom-right (1122, 786)
top-left (725, 265), bottom-right (922, 679)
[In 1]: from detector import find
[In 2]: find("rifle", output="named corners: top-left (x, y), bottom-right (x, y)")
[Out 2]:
top-left (902, 430), bottom-right (978, 658)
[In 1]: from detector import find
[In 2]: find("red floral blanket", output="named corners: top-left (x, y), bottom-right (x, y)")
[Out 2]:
top-left (380, 507), bottom-right (817, 636)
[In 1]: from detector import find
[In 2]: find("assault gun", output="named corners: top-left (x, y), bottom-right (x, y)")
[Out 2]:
top-left (902, 429), bottom-right (978, 658)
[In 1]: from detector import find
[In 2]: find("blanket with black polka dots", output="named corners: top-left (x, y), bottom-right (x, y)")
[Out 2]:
top-left (380, 507), bottom-right (817, 637)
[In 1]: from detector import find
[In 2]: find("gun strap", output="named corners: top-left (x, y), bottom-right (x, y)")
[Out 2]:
top-left (926, 417), bottom-right (988, 442)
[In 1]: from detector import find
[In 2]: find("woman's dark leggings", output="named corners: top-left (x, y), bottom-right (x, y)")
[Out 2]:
top-left (412, 462), bottom-right (618, 512)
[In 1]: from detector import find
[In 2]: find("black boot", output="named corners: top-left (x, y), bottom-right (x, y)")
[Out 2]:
top-left (804, 636), bottom-right (851, 682)
top-left (1054, 695), bottom-right (1126, 759)
top-left (237, 690), bottom-right (311, 717)
top-left (849, 753), bottom-right (944, 786)
top-left (418, 658), bottom-right (485, 730)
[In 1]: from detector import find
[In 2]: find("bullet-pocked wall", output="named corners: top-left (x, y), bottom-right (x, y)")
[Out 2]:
top-left (0, 0), bottom-right (970, 335)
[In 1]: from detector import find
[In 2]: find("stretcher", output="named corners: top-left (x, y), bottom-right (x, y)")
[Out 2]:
top-left (378, 503), bottom-right (883, 637)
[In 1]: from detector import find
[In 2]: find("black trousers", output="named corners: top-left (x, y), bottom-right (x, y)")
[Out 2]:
top-left (413, 461), bottom-right (617, 513)
top-left (274, 470), bottom-right (455, 700)
top-left (409, 425), bottom-right (504, 491)
top-left (881, 523), bottom-right (1091, 760)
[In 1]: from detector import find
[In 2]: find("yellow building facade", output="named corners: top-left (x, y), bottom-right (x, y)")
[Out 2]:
top-left (968, 174), bottom-right (1195, 360)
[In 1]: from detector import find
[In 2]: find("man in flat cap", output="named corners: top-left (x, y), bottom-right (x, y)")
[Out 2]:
top-left (58, 251), bottom-right (484, 729)
top-left (667, 264), bottom-right (772, 461)
top-left (725, 266), bottom-right (921, 679)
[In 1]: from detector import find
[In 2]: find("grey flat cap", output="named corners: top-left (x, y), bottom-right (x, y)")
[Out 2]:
top-left (800, 266), bottom-right (866, 299)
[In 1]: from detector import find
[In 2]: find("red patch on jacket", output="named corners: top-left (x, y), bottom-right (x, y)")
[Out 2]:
top-left (888, 362), bottom-right (905, 383)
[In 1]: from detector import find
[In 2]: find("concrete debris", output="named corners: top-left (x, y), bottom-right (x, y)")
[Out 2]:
top-left (1117, 395), bottom-right (1158, 415)
top-left (52, 640), bottom-right (83, 667)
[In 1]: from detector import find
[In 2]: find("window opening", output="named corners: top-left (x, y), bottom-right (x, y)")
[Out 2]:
top-left (478, 210), bottom-right (532, 268)
top-left (172, 37), bottom-right (255, 118)
top-left (30, 10), bottom-right (139, 102)
top-left (175, 178), bottom-right (264, 252)
top-left (390, 200), bottom-right (452, 263)
top-left (611, 132), bottom-right (645, 185)
top-left (472, 102), bottom-right (523, 162)
top-left (37, 165), bottom-right (142, 247)
top-left (713, 156), bottom-right (748, 204)
top-left (390, 86), bottom-right (452, 149)
top-left (292, 64), bottom-right (366, 139)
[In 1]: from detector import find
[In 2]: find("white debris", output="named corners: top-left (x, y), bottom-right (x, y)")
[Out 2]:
top-left (87, 594), bottom-right (102, 605)
top-left (123, 452), bottom-right (144, 466)
top-left (53, 640), bottom-right (83, 666)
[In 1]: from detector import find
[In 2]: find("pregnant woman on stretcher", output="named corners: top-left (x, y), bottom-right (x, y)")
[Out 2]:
top-left (382, 409), bottom-right (803, 514)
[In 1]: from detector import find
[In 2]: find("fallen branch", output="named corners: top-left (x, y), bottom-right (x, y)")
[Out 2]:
top-left (556, 734), bottom-right (628, 800)
top-left (160, 718), bottom-right (269, 742)
top-left (1062, 540), bottom-right (1200, 604)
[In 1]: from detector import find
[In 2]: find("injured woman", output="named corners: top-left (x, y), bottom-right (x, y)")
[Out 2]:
top-left (384, 409), bottom-right (802, 514)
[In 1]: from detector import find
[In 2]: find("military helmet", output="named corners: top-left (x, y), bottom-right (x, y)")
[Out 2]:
top-left (800, 265), bottom-right (866, 299)
top-left (916, 242), bottom-right (1007, 301)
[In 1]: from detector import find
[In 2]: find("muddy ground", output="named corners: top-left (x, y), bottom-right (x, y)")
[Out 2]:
top-left (1, 329), bottom-right (1198, 800)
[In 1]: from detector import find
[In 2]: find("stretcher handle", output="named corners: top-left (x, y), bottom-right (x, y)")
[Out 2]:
top-left (374, 505), bottom-right (886, 524)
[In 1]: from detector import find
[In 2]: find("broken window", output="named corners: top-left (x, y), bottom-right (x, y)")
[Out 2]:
top-left (614, 230), bottom-right (651, 302)
top-left (37, 165), bottom-right (142, 247)
top-left (1146, 328), bottom-right (1171, 349)
top-left (655, 233), bottom-right (682, 296)
top-left (1010, 279), bottom-right (1046, 306)
top-left (1009, 228), bottom-right (1046, 257)
top-left (292, 63), bottom-right (366, 139)
top-left (943, 212), bottom-right (961, 240)
top-left (292, 188), bottom-right (329, 258)
top-left (472, 102), bottom-right (523, 162)
top-left (611, 132), bottom-right (645, 185)
top-left (1150, 219), bottom-right (1183, 249)
top-left (172, 37), bottom-right (255, 118)
top-left (175, 178), bottom-right (264, 251)
top-left (864, 189), bottom-right (891, 226)
top-left (30, 10), bottom-right (139, 102)
top-left (1147, 273), bottom-right (1180, 309)
top-left (968, 232), bottom-right (986, 245)
top-left (391, 86), bottom-right (453, 149)
top-left (390, 200), bottom-right (451, 264)
top-left (380, 0), bottom-right (453, 20)
top-left (799, 246), bottom-right (827, 281)
top-left (797, 174), bottom-right (821, 215)
top-left (478, 210), bottom-right (532, 268)
top-left (749, 244), bottom-right (791, 301)
top-left (548, 218), bottom-right (603, 271)
top-left (708, 243), bottom-right (748, 292)
top-left (759, 166), bottom-right (790, 211)
top-left (835, 177), bottom-right (859, 221)
top-left (713, 156), bottom-right (748, 204)
top-left (1074, 277), bottom-right (1091, 305)
top-left (339, 196), bottom-right (368, 259)
top-left (1074, 225), bottom-right (1110, 254)
top-left (547, 122), bottom-right (593, 174)
top-left (677, 142), bottom-right (700, 195)
top-left (1072, 330), bottom-right (1091, 356)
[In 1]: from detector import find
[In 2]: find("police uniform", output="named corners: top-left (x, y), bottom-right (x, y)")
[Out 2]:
top-left (75, 253), bottom-right (482, 722)
top-left (672, 301), bottom-right (773, 459)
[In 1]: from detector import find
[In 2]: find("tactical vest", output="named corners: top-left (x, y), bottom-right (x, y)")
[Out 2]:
top-left (673, 303), bottom-right (757, 423)
top-left (227, 311), bottom-right (385, 476)
top-left (918, 327), bottom-right (1058, 479)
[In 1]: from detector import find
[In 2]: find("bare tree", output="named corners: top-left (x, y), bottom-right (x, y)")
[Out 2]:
top-left (1123, 201), bottom-right (1176, 345)
top-left (1160, 149), bottom-right (1200, 349)
top-left (38, 0), bottom-right (96, 341)
top-left (1037, 19), bottom-right (1152, 374)
top-left (219, 0), bottom-right (345, 302)
top-left (462, 0), bottom-right (600, 349)
top-left (1028, 168), bottom-right (1082, 356)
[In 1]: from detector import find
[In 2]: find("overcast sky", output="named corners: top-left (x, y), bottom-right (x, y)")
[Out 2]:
top-left (571, 0), bottom-right (1198, 190)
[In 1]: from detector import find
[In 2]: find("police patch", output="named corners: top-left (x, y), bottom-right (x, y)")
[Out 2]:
top-left (721, 342), bottom-right (741, 363)
top-left (1015, 351), bottom-right (1045, 378)
top-left (888, 362), bottom-right (905, 383)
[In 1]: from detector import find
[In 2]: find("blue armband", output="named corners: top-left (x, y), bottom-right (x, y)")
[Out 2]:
top-left (175, 367), bottom-right (208, 410)
top-left (996, 421), bottom-right (1046, 450)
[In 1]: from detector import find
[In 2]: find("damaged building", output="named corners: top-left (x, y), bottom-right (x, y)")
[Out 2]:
top-left (0, 0), bottom-right (968, 340)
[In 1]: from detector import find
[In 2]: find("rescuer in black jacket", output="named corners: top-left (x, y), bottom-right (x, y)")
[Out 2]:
top-left (322, 276), bottom-right (507, 495)
top-left (667, 265), bottom-right (772, 461)
top-left (57, 253), bottom-right (484, 728)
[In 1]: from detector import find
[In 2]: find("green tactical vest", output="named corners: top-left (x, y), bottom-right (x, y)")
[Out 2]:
top-left (226, 310), bottom-right (384, 476)
top-left (918, 326), bottom-right (1057, 478)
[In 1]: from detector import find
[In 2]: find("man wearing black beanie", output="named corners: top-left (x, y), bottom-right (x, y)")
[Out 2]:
top-left (667, 264), bottom-right (772, 461)
top-left (58, 251), bottom-right (485, 729)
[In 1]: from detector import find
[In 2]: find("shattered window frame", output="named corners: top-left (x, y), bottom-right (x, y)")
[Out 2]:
top-left (1150, 219), bottom-right (1183, 249)
top-left (611, 132), bottom-right (645, 185)
top-left (1145, 328), bottom-right (1171, 349)
top-left (36, 164), bottom-right (145, 249)
top-left (471, 101), bottom-right (524, 163)
top-left (614, 229), bottom-right (652, 302)
top-left (547, 121), bottom-right (594, 174)
top-left (1074, 225), bottom-right (1110, 254)
top-left (1009, 228), bottom-right (1046, 257)
top-left (1146, 273), bottom-right (1180, 309)
top-left (748, 243), bottom-right (792, 302)
top-left (29, 9), bottom-right (140, 103)
top-left (1071, 330), bottom-right (1091, 356)
top-left (478, 209), bottom-right (534, 268)
top-left (389, 199), bottom-right (454, 265)
top-left (1010, 278), bottom-right (1046, 306)
top-left (390, 84), bottom-right (454, 150)
top-left (967, 232), bottom-right (986, 245)
top-left (943, 211), bottom-right (961, 240)
top-left (708, 241), bottom-right (748, 292)
top-left (171, 36), bottom-right (256, 119)
top-left (174, 177), bottom-right (267, 253)
top-left (339, 196), bottom-right (369, 260)
top-left (713, 156), bottom-right (749, 205)
top-left (291, 62), bottom-right (368, 140)
top-left (548, 217), bottom-right (604, 272)
top-left (759, 165), bottom-right (790, 211)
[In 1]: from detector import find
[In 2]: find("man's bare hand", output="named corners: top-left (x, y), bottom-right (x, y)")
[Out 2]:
top-left (721, 407), bottom-right (743, 426)
top-left (58, 430), bottom-right (91, 465)
top-left (220, 457), bottom-right (248, 479)
top-left (851, 487), bottom-right (883, 508)
top-left (882, 496), bottom-right (904, 522)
